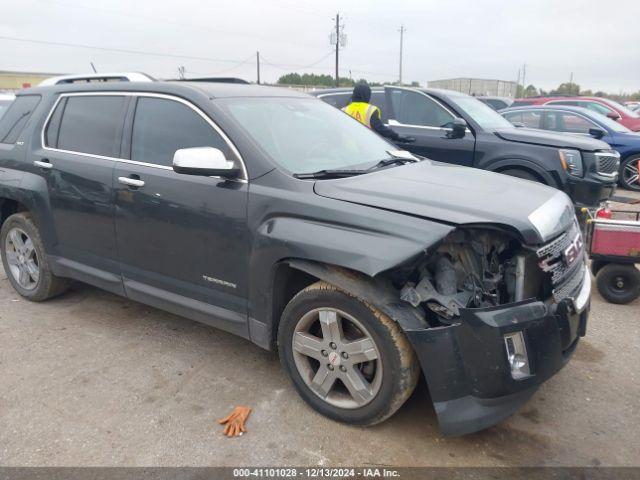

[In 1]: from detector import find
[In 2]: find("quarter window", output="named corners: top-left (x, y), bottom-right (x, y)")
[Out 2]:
top-left (0, 95), bottom-right (41, 144)
top-left (389, 89), bottom-right (453, 127)
top-left (504, 111), bottom-right (542, 128)
top-left (56, 96), bottom-right (127, 157)
top-left (130, 97), bottom-right (232, 167)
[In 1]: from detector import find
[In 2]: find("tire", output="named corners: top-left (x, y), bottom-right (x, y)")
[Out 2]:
top-left (590, 259), bottom-right (608, 276)
top-left (596, 263), bottom-right (640, 304)
top-left (278, 281), bottom-right (420, 426)
top-left (619, 155), bottom-right (640, 191)
top-left (500, 169), bottom-right (543, 184)
top-left (0, 212), bottom-right (70, 301)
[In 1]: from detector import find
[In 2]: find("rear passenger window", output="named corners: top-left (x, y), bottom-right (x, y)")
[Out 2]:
top-left (0, 95), bottom-right (41, 144)
top-left (131, 97), bottom-right (232, 167)
top-left (56, 96), bottom-right (126, 157)
top-left (44, 98), bottom-right (66, 148)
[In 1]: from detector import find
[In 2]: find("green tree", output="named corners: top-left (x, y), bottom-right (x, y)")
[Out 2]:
top-left (524, 84), bottom-right (538, 97)
top-left (551, 82), bottom-right (580, 95)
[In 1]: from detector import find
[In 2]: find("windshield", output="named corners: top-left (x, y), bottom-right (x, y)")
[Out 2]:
top-left (601, 99), bottom-right (640, 118)
top-left (591, 111), bottom-right (632, 133)
top-left (218, 97), bottom-right (397, 174)
top-left (451, 96), bottom-right (515, 130)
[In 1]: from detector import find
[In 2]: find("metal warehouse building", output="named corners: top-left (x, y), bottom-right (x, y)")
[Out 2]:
top-left (427, 77), bottom-right (517, 98)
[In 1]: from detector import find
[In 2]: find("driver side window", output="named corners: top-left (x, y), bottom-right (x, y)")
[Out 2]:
top-left (389, 89), bottom-right (454, 127)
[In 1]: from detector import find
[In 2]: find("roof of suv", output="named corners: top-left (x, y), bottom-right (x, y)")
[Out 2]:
top-left (19, 81), bottom-right (309, 99)
top-left (312, 86), bottom-right (468, 98)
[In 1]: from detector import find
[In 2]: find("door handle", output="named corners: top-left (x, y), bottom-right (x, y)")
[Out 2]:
top-left (118, 176), bottom-right (145, 188)
top-left (34, 159), bottom-right (53, 169)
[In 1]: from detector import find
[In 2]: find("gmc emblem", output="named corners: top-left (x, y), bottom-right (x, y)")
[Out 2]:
top-left (563, 234), bottom-right (584, 267)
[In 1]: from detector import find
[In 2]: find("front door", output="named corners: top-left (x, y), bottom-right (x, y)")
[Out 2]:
top-left (114, 95), bottom-right (249, 336)
top-left (385, 87), bottom-right (476, 166)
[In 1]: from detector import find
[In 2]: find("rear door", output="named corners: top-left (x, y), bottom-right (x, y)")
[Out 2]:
top-left (36, 93), bottom-right (127, 292)
top-left (114, 94), bottom-right (249, 336)
top-left (384, 87), bottom-right (475, 165)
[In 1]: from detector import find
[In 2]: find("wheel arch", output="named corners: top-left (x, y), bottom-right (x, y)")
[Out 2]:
top-left (486, 158), bottom-right (560, 188)
top-left (266, 258), bottom-right (429, 350)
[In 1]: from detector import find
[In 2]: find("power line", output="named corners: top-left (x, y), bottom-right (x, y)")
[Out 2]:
top-left (33, 0), bottom-right (327, 51)
top-left (260, 51), bottom-right (334, 70)
top-left (0, 35), bottom-right (256, 65)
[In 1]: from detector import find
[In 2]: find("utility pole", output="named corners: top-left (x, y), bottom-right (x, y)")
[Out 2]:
top-left (178, 66), bottom-right (185, 80)
top-left (90, 62), bottom-right (97, 73)
top-left (521, 63), bottom-right (527, 92)
top-left (334, 13), bottom-right (340, 87)
top-left (398, 25), bottom-right (405, 85)
top-left (256, 51), bottom-right (261, 84)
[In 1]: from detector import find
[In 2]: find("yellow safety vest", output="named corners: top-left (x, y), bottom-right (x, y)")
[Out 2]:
top-left (341, 102), bottom-right (380, 129)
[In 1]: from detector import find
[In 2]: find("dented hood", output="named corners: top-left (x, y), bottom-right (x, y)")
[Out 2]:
top-left (314, 161), bottom-right (576, 245)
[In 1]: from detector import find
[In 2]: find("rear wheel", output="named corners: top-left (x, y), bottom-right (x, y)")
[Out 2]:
top-left (620, 155), bottom-right (640, 191)
top-left (0, 213), bottom-right (69, 301)
top-left (500, 169), bottom-right (543, 184)
top-left (596, 263), bottom-right (640, 304)
top-left (278, 281), bottom-right (419, 426)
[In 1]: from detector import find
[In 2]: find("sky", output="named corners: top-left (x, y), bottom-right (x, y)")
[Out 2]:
top-left (1, 0), bottom-right (639, 93)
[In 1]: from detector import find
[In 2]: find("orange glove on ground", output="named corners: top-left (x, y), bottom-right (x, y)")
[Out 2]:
top-left (218, 406), bottom-right (252, 437)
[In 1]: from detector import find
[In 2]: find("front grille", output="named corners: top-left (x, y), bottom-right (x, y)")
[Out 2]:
top-left (552, 266), bottom-right (584, 302)
top-left (536, 221), bottom-right (586, 302)
top-left (595, 152), bottom-right (620, 175)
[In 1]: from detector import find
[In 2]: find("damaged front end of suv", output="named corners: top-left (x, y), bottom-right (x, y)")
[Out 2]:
top-left (388, 221), bottom-right (589, 436)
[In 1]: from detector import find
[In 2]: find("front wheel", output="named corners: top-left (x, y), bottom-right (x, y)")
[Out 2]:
top-left (620, 155), bottom-right (640, 191)
top-left (499, 169), bottom-right (543, 184)
top-left (596, 263), bottom-right (640, 304)
top-left (278, 281), bottom-right (420, 426)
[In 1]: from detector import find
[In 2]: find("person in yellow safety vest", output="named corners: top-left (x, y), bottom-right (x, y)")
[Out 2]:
top-left (342, 81), bottom-right (415, 144)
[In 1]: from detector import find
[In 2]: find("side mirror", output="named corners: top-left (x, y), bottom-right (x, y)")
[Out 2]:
top-left (589, 128), bottom-right (606, 139)
top-left (607, 111), bottom-right (621, 121)
top-left (172, 147), bottom-right (240, 178)
top-left (446, 118), bottom-right (467, 139)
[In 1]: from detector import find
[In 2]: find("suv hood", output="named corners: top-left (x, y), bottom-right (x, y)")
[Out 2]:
top-left (494, 127), bottom-right (610, 151)
top-left (314, 161), bottom-right (576, 245)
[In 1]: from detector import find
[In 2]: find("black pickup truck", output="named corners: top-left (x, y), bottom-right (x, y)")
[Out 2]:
top-left (0, 77), bottom-right (590, 436)
top-left (313, 86), bottom-right (619, 207)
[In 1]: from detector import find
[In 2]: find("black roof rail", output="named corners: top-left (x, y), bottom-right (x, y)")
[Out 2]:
top-left (171, 77), bottom-right (250, 84)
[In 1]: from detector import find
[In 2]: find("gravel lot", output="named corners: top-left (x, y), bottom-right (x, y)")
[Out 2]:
top-left (0, 192), bottom-right (639, 467)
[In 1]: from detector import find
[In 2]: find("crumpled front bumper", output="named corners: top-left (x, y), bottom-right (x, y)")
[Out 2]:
top-left (404, 265), bottom-right (591, 436)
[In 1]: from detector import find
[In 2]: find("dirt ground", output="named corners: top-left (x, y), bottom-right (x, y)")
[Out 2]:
top-left (0, 193), bottom-right (639, 467)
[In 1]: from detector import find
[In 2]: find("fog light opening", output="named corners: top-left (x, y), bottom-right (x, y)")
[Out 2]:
top-left (504, 332), bottom-right (531, 380)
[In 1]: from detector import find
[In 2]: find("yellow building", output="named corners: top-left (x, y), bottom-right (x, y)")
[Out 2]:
top-left (0, 70), bottom-right (66, 91)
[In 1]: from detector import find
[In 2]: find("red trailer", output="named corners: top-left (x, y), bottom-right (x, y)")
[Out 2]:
top-left (586, 207), bottom-right (640, 304)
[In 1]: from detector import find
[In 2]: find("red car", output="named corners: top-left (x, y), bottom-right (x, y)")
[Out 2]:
top-left (512, 96), bottom-right (640, 132)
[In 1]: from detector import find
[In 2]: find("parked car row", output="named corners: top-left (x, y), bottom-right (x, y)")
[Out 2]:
top-left (511, 96), bottom-right (640, 132)
top-left (501, 105), bottom-right (640, 191)
top-left (313, 86), bottom-right (619, 206)
top-left (0, 73), bottom-right (592, 436)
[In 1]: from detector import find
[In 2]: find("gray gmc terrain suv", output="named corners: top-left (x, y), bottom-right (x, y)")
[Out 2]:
top-left (0, 76), bottom-right (591, 436)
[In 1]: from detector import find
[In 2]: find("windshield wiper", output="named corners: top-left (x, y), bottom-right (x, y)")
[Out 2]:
top-left (293, 169), bottom-right (368, 180)
top-left (367, 157), bottom-right (417, 171)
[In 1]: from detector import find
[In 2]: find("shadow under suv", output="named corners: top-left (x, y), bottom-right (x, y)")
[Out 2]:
top-left (313, 86), bottom-right (619, 208)
top-left (0, 77), bottom-right (590, 436)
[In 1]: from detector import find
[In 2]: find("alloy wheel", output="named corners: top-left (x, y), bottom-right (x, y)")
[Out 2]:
top-left (623, 159), bottom-right (639, 187)
top-left (291, 308), bottom-right (383, 409)
top-left (4, 227), bottom-right (40, 290)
